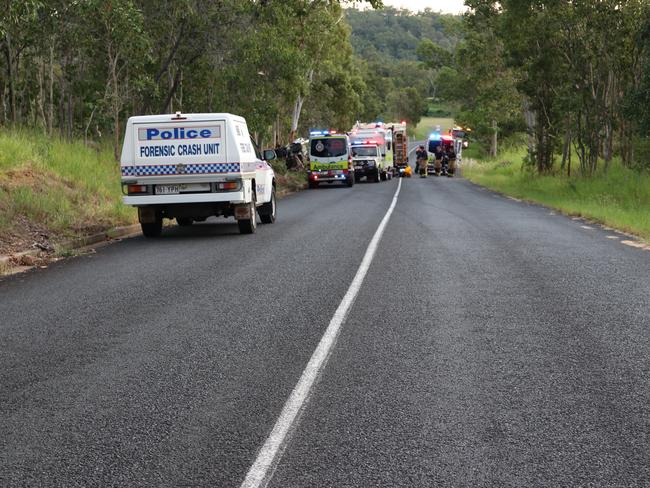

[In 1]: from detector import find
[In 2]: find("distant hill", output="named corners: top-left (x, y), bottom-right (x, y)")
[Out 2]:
top-left (345, 7), bottom-right (461, 61)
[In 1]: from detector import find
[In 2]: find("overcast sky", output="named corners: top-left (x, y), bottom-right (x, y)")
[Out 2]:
top-left (382, 0), bottom-right (467, 14)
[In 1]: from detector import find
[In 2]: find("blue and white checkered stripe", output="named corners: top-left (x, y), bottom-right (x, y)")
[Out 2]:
top-left (122, 163), bottom-right (240, 177)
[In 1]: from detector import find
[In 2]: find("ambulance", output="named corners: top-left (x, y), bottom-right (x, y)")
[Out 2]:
top-left (307, 130), bottom-right (354, 188)
top-left (120, 112), bottom-right (277, 237)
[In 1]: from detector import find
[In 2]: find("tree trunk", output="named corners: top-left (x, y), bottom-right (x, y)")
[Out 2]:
top-left (67, 93), bottom-right (73, 140)
top-left (522, 99), bottom-right (536, 161)
top-left (48, 44), bottom-right (54, 135)
top-left (603, 118), bottom-right (613, 171)
top-left (490, 119), bottom-right (498, 157)
top-left (37, 57), bottom-right (47, 131)
top-left (289, 95), bottom-right (304, 142)
top-left (160, 69), bottom-right (182, 114)
top-left (289, 69), bottom-right (314, 142)
top-left (561, 124), bottom-right (571, 176)
top-left (4, 34), bottom-right (16, 124)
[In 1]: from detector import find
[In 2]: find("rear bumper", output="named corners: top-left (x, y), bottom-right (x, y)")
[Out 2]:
top-left (308, 170), bottom-right (351, 183)
top-left (354, 167), bottom-right (378, 177)
top-left (124, 191), bottom-right (245, 205)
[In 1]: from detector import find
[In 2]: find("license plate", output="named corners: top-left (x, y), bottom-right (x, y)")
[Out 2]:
top-left (354, 165), bottom-right (363, 170)
top-left (155, 183), bottom-right (210, 195)
top-left (156, 185), bottom-right (180, 195)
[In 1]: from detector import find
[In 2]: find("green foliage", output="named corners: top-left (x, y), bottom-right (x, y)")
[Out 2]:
top-left (417, 39), bottom-right (452, 69)
top-left (346, 7), bottom-right (460, 60)
top-left (462, 0), bottom-right (649, 174)
top-left (0, 0), bottom-right (384, 149)
top-left (0, 127), bottom-right (135, 241)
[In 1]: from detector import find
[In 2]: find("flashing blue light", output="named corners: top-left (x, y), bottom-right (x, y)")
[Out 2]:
top-left (310, 130), bottom-right (324, 136)
top-left (429, 132), bottom-right (442, 141)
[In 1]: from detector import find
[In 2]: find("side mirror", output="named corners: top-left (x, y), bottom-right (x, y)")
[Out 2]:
top-left (263, 149), bottom-right (277, 161)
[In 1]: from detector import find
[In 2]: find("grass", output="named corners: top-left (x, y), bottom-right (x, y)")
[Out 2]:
top-left (270, 160), bottom-right (307, 194)
top-left (463, 146), bottom-right (650, 241)
top-left (413, 117), bottom-right (455, 141)
top-left (0, 128), bottom-right (135, 247)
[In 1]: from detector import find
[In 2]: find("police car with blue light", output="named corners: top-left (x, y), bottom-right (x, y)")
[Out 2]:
top-left (121, 112), bottom-right (277, 236)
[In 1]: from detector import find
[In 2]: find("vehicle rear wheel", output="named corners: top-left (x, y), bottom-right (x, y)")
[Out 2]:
top-left (259, 187), bottom-right (276, 224)
top-left (380, 170), bottom-right (387, 181)
top-left (346, 174), bottom-right (355, 187)
top-left (141, 219), bottom-right (162, 238)
top-left (176, 217), bottom-right (193, 227)
top-left (238, 196), bottom-right (257, 234)
top-left (374, 168), bottom-right (381, 183)
top-left (308, 181), bottom-right (319, 189)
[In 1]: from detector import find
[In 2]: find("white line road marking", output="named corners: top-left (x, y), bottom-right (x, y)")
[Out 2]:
top-left (581, 225), bottom-right (594, 230)
top-left (621, 240), bottom-right (650, 250)
top-left (606, 235), bottom-right (620, 239)
top-left (240, 179), bottom-right (403, 488)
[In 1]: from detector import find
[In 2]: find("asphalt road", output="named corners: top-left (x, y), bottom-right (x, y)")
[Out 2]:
top-left (1, 153), bottom-right (648, 487)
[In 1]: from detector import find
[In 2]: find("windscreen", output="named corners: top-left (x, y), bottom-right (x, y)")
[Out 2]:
top-left (351, 146), bottom-right (378, 157)
top-left (310, 137), bottom-right (347, 158)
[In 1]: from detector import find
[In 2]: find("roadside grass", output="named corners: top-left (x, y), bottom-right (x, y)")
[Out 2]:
top-left (413, 117), bottom-right (455, 141)
top-left (270, 160), bottom-right (307, 194)
top-left (463, 147), bottom-right (650, 240)
top-left (0, 128), bottom-right (135, 253)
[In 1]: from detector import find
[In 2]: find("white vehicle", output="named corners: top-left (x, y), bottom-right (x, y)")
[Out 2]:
top-left (121, 112), bottom-right (276, 236)
top-left (351, 122), bottom-right (393, 178)
top-left (350, 142), bottom-right (385, 182)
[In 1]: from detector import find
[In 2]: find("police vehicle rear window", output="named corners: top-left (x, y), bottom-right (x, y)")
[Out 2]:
top-left (428, 140), bottom-right (443, 153)
top-left (311, 138), bottom-right (347, 158)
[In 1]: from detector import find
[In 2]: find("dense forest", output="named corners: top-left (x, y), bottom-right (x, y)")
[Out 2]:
top-left (0, 1), bottom-right (454, 157)
top-left (0, 0), bottom-right (386, 157)
top-left (435, 1), bottom-right (650, 175)
top-left (3, 1), bottom-right (650, 175)
top-left (346, 7), bottom-right (460, 60)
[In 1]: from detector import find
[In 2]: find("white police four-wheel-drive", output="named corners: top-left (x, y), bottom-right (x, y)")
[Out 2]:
top-left (121, 113), bottom-right (277, 237)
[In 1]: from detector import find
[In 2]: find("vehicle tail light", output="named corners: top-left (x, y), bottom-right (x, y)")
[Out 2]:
top-left (127, 184), bottom-right (147, 194)
top-left (217, 182), bottom-right (240, 190)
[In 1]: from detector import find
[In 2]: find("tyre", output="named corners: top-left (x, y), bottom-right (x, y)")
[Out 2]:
top-left (141, 219), bottom-right (162, 238)
top-left (259, 187), bottom-right (276, 224)
top-left (308, 181), bottom-right (319, 189)
top-left (380, 170), bottom-right (387, 181)
top-left (346, 174), bottom-right (355, 187)
top-left (373, 168), bottom-right (381, 183)
top-left (238, 197), bottom-right (257, 234)
top-left (176, 217), bottom-right (193, 227)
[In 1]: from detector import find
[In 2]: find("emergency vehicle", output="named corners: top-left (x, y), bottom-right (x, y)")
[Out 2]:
top-left (351, 122), bottom-right (392, 180)
top-left (120, 112), bottom-right (276, 237)
top-left (351, 140), bottom-right (384, 183)
top-left (427, 132), bottom-right (455, 175)
top-left (388, 122), bottom-right (408, 173)
top-left (307, 130), bottom-right (354, 188)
